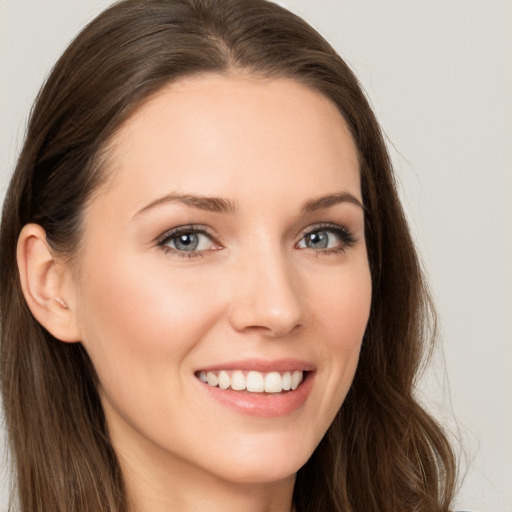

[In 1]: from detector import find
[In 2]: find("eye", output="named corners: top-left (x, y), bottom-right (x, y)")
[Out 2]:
top-left (157, 225), bottom-right (219, 256)
top-left (296, 224), bottom-right (356, 253)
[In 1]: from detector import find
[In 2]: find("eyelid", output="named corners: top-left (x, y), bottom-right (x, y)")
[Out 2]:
top-left (156, 224), bottom-right (221, 254)
top-left (154, 222), bottom-right (356, 258)
top-left (297, 222), bottom-right (354, 240)
top-left (295, 222), bottom-right (357, 250)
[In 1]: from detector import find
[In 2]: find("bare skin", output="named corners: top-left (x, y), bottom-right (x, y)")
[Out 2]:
top-left (18, 74), bottom-right (371, 512)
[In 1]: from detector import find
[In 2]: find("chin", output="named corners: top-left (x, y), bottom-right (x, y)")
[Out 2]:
top-left (201, 434), bottom-right (316, 485)
top-left (213, 461), bottom-right (301, 486)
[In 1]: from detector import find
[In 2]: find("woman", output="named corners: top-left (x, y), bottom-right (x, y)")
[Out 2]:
top-left (0, 0), bottom-right (456, 510)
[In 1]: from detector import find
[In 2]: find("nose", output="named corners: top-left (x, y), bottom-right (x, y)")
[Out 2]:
top-left (227, 246), bottom-right (304, 338)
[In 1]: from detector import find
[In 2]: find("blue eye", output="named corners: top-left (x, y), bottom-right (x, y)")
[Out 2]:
top-left (157, 223), bottom-right (355, 258)
top-left (300, 231), bottom-right (331, 249)
top-left (297, 225), bottom-right (355, 253)
top-left (157, 226), bottom-right (217, 256)
top-left (170, 232), bottom-right (207, 251)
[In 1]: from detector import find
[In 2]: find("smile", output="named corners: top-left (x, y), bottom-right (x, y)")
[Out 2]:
top-left (195, 360), bottom-right (315, 417)
top-left (197, 370), bottom-right (304, 393)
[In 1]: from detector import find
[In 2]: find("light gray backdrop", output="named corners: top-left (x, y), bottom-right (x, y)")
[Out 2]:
top-left (1, 1), bottom-right (510, 510)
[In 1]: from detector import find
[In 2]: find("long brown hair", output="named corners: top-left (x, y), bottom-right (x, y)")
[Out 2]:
top-left (0, 0), bottom-right (456, 510)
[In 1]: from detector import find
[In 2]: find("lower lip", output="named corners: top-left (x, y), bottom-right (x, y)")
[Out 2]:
top-left (198, 372), bottom-right (315, 418)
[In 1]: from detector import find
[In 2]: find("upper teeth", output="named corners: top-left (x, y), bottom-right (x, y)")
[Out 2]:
top-left (198, 370), bottom-right (304, 393)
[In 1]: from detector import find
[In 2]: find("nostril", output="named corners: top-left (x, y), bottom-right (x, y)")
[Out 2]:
top-left (226, 259), bottom-right (304, 336)
top-left (228, 301), bottom-right (303, 337)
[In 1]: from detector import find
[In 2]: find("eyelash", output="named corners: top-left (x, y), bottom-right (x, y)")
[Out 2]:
top-left (156, 225), bottom-right (218, 258)
top-left (298, 223), bottom-right (357, 256)
top-left (156, 223), bottom-right (357, 259)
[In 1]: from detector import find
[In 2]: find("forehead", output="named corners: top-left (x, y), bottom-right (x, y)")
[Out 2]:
top-left (97, 73), bottom-right (361, 214)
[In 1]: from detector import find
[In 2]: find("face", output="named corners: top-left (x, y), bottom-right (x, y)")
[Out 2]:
top-left (70, 74), bottom-right (371, 488)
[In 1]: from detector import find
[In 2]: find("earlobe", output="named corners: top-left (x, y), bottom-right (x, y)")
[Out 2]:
top-left (16, 223), bottom-right (81, 343)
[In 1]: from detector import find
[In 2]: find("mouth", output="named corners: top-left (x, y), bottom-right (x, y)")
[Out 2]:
top-left (194, 360), bottom-right (315, 417)
top-left (196, 369), bottom-right (306, 394)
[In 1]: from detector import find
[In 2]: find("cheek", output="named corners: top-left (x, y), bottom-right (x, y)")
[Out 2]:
top-left (314, 257), bottom-right (372, 348)
top-left (311, 258), bottom-right (372, 410)
top-left (75, 252), bottom-right (223, 392)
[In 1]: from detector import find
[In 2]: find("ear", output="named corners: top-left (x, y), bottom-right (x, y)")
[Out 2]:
top-left (17, 223), bottom-right (81, 342)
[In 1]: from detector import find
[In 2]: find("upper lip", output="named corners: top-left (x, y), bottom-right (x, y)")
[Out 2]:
top-left (196, 358), bottom-right (316, 373)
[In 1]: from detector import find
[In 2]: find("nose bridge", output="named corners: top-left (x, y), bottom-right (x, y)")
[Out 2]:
top-left (228, 237), bottom-right (303, 337)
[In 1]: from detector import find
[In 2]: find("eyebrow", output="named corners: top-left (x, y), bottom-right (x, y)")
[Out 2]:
top-left (133, 191), bottom-right (364, 218)
top-left (134, 193), bottom-right (237, 217)
top-left (300, 192), bottom-right (364, 213)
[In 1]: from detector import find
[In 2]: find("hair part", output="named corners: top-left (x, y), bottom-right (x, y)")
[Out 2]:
top-left (1, 1), bottom-right (456, 510)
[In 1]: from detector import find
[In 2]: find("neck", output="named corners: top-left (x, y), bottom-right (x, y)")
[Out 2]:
top-left (113, 430), bottom-right (296, 512)
top-left (122, 451), bottom-right (296, 512)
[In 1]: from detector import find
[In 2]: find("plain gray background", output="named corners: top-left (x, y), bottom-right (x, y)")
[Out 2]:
top-left (1, 1), bottom-right (511, 510)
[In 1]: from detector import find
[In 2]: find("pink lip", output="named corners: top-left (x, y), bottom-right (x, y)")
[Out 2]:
top-left (197, 358), bottom-right (316, 373)
top-left (195, 359), bottom-right (316, 418)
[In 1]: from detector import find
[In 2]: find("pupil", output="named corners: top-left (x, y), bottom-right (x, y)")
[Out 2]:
top-left (175, 233), bottom-right (198, 251)
top-left (308, 231), bottom-right (328, 249)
